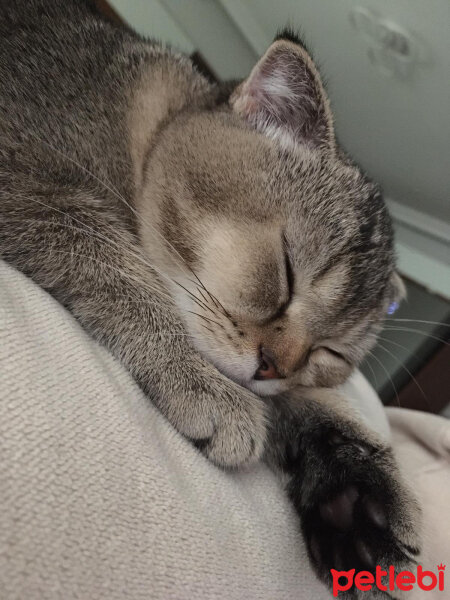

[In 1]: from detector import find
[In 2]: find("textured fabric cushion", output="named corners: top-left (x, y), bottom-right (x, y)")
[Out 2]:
top-left (1, 260), bottom-right (449, 599)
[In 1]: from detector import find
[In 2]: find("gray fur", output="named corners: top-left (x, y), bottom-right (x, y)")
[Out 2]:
top-left (0, 2), bottom-right (419, 594)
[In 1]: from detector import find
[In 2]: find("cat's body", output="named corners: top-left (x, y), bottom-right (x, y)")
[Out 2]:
top-left (0, 1), bottom-right (420, 596)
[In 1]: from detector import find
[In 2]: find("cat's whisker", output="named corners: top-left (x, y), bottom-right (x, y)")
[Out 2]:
top-left (191, 283), bottom-right (218, 310)
top-left (383, 326), bottom-right (449, 346)
top-left (376, 341), bottom-right (431, 410)
top-left (27, 132), bottom-right (224, 318)
top-left (171, 267), bottom-right (229, 325)
top-left (26, 208), bottom-right (223, 329)
top-left (171, 279), bottom-right (219, 316)
top-left (366, 349), bottom-right (401, 408)
top-left (184, 277), bottom-right (232, 323)
top-left (188, 311), bottom-right (223, 329)
top-left (362, 356), bottom-right (379, 388)
top-left (41, 248), bottom-right (175, 303)
top-left (387, 318), bottom-right (450, 328)
top-left (189, 295), bottom-right (216, 315)
top-left (200, 287), bottom-right (233, 320)
top-left (199, 323), bottom-right (215, 336)
top-left (114, 331), bottom-right (194, 336)
top-left (27, 133), bottom-right (132, 212)
top-left (21, 198), bottom-right (163, 275)
top-left (106, 297), bottom-right (175, 309)
top-left (186, 279), bottom-right (228, 319)
top-left (378, 336), bottom-right (421, 363)
top-left (20, 201), bottom-right (192, 302)
top-left (184, 276), bottom-right (231, 320)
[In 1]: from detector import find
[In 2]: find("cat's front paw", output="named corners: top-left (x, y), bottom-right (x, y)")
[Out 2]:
top-left (190, 382), bottom-right (268, 469)
top-left (286, 424), bottom-right (421, 598)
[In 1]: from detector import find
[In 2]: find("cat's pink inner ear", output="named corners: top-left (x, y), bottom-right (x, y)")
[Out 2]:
top-left (231, 40), bottom-right (335, 150)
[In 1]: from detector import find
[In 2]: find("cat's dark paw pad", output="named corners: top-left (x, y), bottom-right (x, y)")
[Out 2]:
top-left (287, 425), bottom-right (421, 597)
top-left (363, 496), bottom-right (389, 530)
top-left (319, 485), bottom-right (359, 530)
top-left (303, 480), bottom-right (420, 594)
top-left (318, 487), bottom-right (390, 538)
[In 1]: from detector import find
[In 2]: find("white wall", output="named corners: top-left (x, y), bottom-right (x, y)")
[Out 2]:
top-left (111, 0), bottom-right (256, 78)
top-left (110, 0), bottom-right (194, 53)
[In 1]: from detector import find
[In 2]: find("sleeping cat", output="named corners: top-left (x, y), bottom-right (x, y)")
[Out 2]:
top-left (0, 0), bottom-right (420, 596)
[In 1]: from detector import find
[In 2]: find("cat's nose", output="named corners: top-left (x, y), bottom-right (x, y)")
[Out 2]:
top-left (254, 348), bottom-right (280, 380)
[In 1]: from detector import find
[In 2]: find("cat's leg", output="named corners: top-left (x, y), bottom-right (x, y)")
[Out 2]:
top-left (265, 389), bottom-right (421, 598)
top-left (0, 197), bottom-right (267, 467)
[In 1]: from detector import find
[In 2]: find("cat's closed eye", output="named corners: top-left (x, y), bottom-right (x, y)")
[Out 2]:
top-left (263, 248), bottom-right (295, 323)
top-left (284, 250), bottom-right (294, 301)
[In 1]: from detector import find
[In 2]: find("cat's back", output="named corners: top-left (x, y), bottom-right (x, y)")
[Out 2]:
top-left (0, 0), bottom-right (162, 195)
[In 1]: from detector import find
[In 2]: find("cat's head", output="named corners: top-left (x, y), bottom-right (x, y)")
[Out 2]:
top-left (138, 32), bottom-right (404, 396)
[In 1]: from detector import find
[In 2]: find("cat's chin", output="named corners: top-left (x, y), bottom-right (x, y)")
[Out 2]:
top-left (244, 378), bottom-right (290, 397)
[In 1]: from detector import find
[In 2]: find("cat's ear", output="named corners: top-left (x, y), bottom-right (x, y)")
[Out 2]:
top-left (230, 31), bottom-right (335, 150)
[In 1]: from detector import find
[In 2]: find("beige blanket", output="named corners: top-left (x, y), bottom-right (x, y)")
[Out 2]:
top-left (1, 260), bottom-right (448, 599)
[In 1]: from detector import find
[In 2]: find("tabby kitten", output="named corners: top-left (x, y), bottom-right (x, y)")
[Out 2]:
top-left (0, 1), bottom-right (420, 595)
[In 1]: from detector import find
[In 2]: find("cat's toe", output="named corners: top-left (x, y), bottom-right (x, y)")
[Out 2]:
top-left (204, 420), bottom-right (265, 468)
top-left (191, 391), bottom-right (268, 468)
top-left (319, 485), bottom-right (359, 530)
top-left (362, 496), bottom-right (388, 529)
